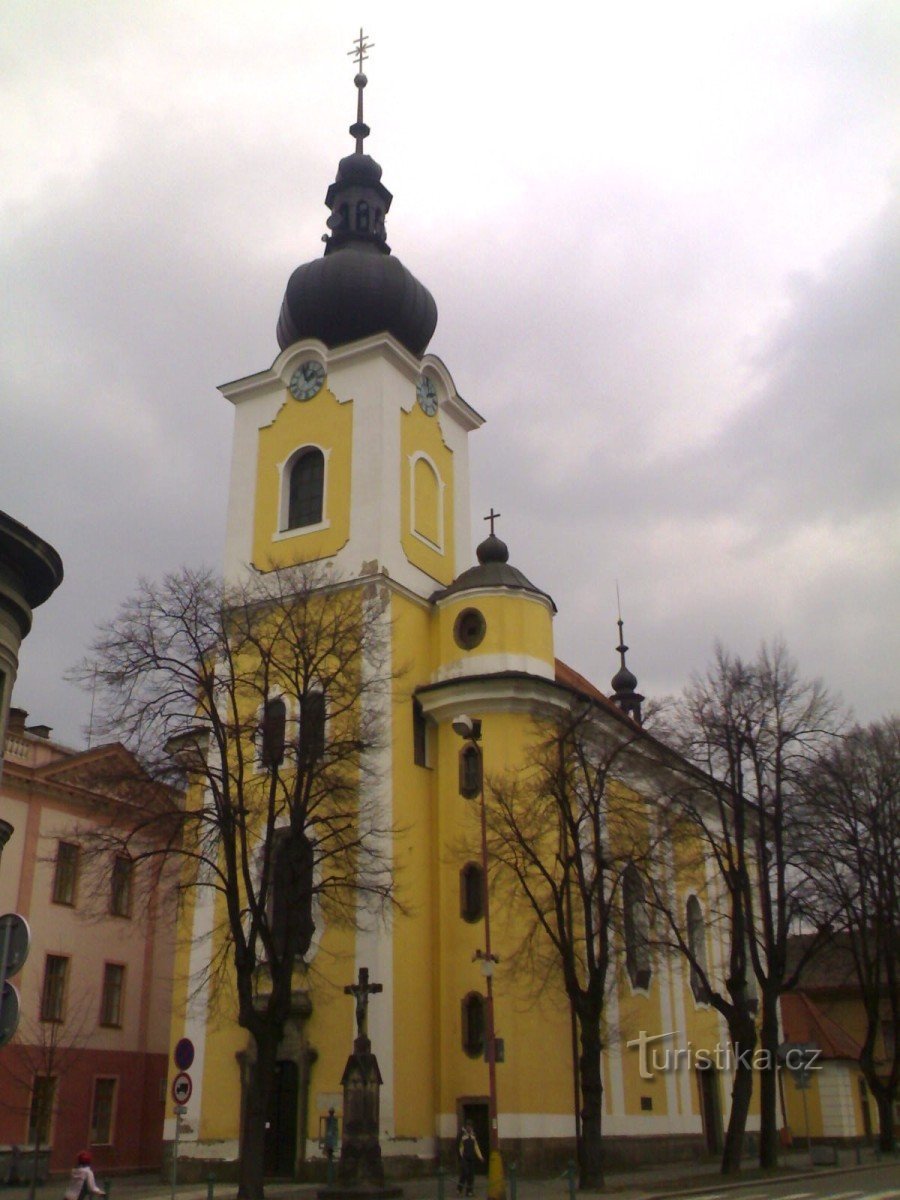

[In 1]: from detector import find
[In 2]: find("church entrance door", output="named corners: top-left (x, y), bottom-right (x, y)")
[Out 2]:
top-left (459, 1099), bottom-right (490, 1175)
top-left (696, 1066), bottom-right (723, 1155)
top-left (265, 1059), bottom-right (298, 1177)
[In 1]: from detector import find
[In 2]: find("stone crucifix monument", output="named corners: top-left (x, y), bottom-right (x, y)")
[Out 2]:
top-left (317, 966), bottom-right (402, 1199)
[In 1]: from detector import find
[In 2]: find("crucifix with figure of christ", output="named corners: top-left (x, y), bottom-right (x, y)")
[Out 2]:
top-left (345, 966), bottom-right (383, 1042)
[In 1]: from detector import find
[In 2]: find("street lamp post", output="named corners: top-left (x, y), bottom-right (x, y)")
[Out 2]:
top-left (453, 714), bottom-right (505, 1200)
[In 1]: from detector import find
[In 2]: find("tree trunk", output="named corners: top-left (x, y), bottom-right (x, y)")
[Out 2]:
top-left (237, 1029), bottom-right (279, 1200)
top-left (758, 993), bottom-right (780, 1169)
top-left (720, 1017), bottom-right (756, 1174)
top-left (874, 1087), bottom-right (896, 1154)
top-left (576, 1010), bottom-right (604, 1189)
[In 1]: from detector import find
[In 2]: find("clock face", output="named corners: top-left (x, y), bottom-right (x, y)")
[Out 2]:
top-left (289, 360), bottom-right (326, 401)
top-left (416, 376), bottom-right (438, 416)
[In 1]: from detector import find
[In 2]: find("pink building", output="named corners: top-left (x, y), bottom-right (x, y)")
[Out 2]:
top-left (0, 709), bottom-right (175, 1177)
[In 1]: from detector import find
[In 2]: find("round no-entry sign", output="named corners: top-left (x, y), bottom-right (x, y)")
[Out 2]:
top-left (172, 1072), bottom-right (193, 1104)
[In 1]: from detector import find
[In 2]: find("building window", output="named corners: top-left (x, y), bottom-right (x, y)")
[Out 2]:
top-left (268, 828), bottom-right (315, 961)
top-left (412, 699), bottom-right (428, 767)
top-left (459, 743), bottom-right (482, 799)
top-left (27, 1075), bottom-right (57, 1145)
top-left (259, 697), bottom-right (287, 769)
top-left (100, 964), bottom-right (125, 1027)
top-left (460, 863), bottom-right (484, 923)
top-left (40, 955), bottom-right (69, 1022)
top-left (461, 992), bottom-right (485, 1058)
top-left (89, 1078), bottom-right (117, 1145)
top-left (286, 447), bottom-right (325, 530)
top-left (298, 690), bottom-right (326, 766)
top-left (411, 454), bottom-right (443, 550)
top-left (52, 842), bottom-right (79, 906)
top-left (453, 608), bottom-right (486, 651)
top-left (110, 856), bottom-right (133, 917)
top-left (686, 895), bottom-right (710, 1002)
top-left (623, 865), bottom-right (652, 991)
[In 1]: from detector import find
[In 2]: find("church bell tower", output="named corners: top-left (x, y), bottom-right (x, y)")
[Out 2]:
top-left (220, 33), bottom-right (483, 595)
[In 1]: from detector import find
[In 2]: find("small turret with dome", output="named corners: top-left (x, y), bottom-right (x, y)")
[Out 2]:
top-left (610, 611), bottom-right (644, 725)
top-left (277, 30), bottom-right (437, 357)
top-left (432, 509), bottom-right (555, 608)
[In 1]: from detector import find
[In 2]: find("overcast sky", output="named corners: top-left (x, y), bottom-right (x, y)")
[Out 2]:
top-left (3, 0), bottom-right (898, 747)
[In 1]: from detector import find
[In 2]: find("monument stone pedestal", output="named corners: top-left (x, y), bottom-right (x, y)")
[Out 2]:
top-left (317, 964), bottom-right (402, 1199)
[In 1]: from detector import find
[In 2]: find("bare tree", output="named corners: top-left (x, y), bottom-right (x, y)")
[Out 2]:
top-left (801, 717), bottom-right (899, 1152)
top-left (0, 995), bottom-right (92, 1199)
top-left (648, 762), bottom-right (762, 1173)
top-left (72, 564), bottom-right (396, 1200)
top-left (671, 642), bottom-right (840, 1169)
top-left (483, 700), bottom-right (658, 1189)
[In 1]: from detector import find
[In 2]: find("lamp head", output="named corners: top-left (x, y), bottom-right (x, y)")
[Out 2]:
top-left (452, 714), bottom-right (482, 741)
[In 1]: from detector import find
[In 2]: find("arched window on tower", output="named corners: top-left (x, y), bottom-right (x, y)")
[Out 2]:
top-left (356, 200), bottom-right (370, 232)
top-left (411, 454), bottom-right (442, 550)
top-left (286, 447), bottom-right (325, 531)
top-left (259, 697), bottom-right (287, 769)
top-left (298, 689), bottom-right (326, 765)
top-left (268, 827), bottom-right (315, 961)
top-left (686, 895), bottom-right (710, 1002)
top-left (623, 864), bottom-right (652, 990)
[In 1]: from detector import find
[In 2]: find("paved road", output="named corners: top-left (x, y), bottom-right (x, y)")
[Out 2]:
top-left (654, 1163), bottom-right (900, 1200)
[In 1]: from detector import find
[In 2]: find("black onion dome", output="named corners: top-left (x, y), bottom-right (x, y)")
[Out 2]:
top-left (611, 664), bottom-right (638, 693)
top-left (276, 149), bottom-right (437, 356)
top-left (432, 533), bottom-right (557, 610)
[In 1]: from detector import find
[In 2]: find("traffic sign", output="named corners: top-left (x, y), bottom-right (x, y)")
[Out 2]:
top-left (0, 914), bottom-right (30, 1048)
top-left (0, 914), bottom-right (31, 978)
top-left (172, 1072), bottom-right (193, 1104)
top-left (174, 1037), bottom-right (195, 1070)
top-left (0, 983), bottom-right (20, 1047)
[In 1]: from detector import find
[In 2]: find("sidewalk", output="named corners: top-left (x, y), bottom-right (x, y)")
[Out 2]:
top-left (5, 1146), bottom-right (898, 1200)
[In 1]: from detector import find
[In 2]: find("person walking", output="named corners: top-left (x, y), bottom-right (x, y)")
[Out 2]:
top-left (323, 1107), bottom-right (339, 1161)
top-left (63, 1152), bottom-right (105, 1200)
top-left (456, 1120), bottom-right (483, 1196)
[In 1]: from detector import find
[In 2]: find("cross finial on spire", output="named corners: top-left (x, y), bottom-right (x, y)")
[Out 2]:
top-left (348, 29), bottom-right (374, 153)
top-left (484, 508), bottom-right (501, 536)
top-left (348, 27), bottom-right (374, 73)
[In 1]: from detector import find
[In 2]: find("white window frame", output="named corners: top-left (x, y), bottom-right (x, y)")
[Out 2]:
top-left (408, 451), bottom-right (445, 553)
top-left (275, 444), bottom-right (331, 539)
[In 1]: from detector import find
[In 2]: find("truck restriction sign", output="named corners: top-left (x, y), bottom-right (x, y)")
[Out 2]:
top-left (172, 1072), bottom-right (193, 1104)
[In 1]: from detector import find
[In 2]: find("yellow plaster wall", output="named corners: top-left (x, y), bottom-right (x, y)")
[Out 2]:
top-left (435, 593), bottom-right (554, 673)
top-left (252, 387), bottom-right (352, 569)
top-left (433, 713), bottom-right (576, 1120)
top-left (389, 593), bottom-right (439, 1138)
top-left (400, 405), bottom-right (455, 585)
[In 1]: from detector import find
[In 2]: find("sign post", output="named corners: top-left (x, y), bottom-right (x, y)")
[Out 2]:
top-left (170, 1037), bottom-right (195, 1200)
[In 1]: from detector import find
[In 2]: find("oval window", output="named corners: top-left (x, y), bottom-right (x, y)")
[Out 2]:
top-left (453, 608), bottom-right (486, 650)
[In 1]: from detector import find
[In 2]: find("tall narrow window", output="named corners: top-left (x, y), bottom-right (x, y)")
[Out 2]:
top-left (412, 455), bottom-right (441, 548)
top-left (110, 856), bottom-right (133, 917)
top-left (461, 992), bottom-right (485, 1057)
top-left (459, 744), bottom-right (482, 799)
top-left (686, 896), bottom-right (709, 1002)
top-left (412, 699), bottom-right (428, 767)
top-left (40, 955), bottom-right (69, 1022)
top-left (287, 448), bottom-right (325, 530)
top-left (260, 697), bottom-right (287, 769)
top-left (27, 1076), bottom-right (57, 1145)
top-left (90, 1078), bottom-right (117, 1144)
top-left (100, 964), bottom-right (125, 1027)
top-left (298, 690), bottom-right (326, 765)
top-left (623, 865), bottom-right (652, 990)
top-left (52, 842), bottom-right (79, 906)
top-left (460, 863), bottom-right (484, 923)
top-left (269, 828), bottom-right (315, 961)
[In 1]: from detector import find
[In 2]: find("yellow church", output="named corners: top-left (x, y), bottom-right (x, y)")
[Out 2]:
top-left (164, 48), bottom-right (739, 1183)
